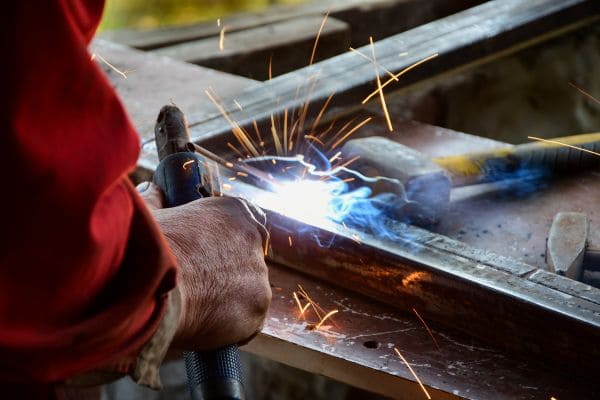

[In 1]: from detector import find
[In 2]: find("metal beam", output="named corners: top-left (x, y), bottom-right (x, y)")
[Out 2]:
top-left (174, 0), bottom-right (598, 156)
top-left (227, 179), bottom-right (600, 380)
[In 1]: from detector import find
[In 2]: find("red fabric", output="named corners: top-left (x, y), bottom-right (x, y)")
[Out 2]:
top-left (0, 0), bottom-right (177, 391)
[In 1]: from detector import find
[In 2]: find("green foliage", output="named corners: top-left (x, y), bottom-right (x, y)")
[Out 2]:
top-left (100, 0), bottom-right (307, 30)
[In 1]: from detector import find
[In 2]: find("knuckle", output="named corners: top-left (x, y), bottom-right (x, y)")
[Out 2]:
top-left (255, 276), bottom-right (272, 314)
top-left (261, 285), bottom-right (272, 311)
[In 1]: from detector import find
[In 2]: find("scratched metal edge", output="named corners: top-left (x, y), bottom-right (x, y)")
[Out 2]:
top-left (242, 331), bottom-right (460, 400)
top-left (260, 262), bottom-right (600, 399)
top-left (183, 0), bottom-right (598, 145)
top-left (264, 209), bottom-right (600, 325)
top-left (264, 219), bottom-right (600, 381)
top-left (527, 269), bottom-right (600, 305)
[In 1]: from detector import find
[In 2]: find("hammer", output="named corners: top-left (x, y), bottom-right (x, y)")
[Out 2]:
top-left (153, 105), bottom-right (245, 400)
top-left (341, 133), bottom-right (600, 225)
top-left (545, 212), bottom-right (600, 281)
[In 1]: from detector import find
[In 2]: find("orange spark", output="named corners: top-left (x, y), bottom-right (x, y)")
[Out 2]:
top-left (293, 292), bottom-right (305, 315)
top-left (250, 120), bottom-right (263, 148)
top-left (315, 309), bottom-right (339, 329)
top-left (219, 27), bottom-right (226, 51)
top-left (528, 136), bottom-right (600, 157)
top-left (316, 119), bottom-right (336, 140)
top-left (270, 114), bottom-right (284, 155)
top-left (288, 235), bottom-right (293, 247)
top-left (182, 160), bottom-right (195, 170)
top-left (311, 93), bottom-right (335, 136)
top-left (402, 271), bottom-right (427, 287)
top-left (309, 11), bottom-right (330, 65)
top-left (304, 135), bottom-right (326, 146)
top-left (369, 36), bottom-right (393, 131)
top-left (91, 52), bottom-right (128, 79)
top-left (412, 308), bottom-right (441, 351)
top-left (288, 120), bottom-right (299, 152)
top-left (236, 171), bottom-right (248, 177)
top-left (263, 229), bottom-right (271, 256)
top-left (268, 53), bottom-right (273, 80)
top-left (342, 177), bottom-right (355, 183)
top-left (326, 117), bottom-right (358, 144)
top-left (394, 347), bottom-right (431, 400)
top-left (330, 117), bottom-right (372, 150)
top-left (205, 89), bottom-right (260, 157)
top-left (298, 285), bottom-right (325, 320)
top-left (363, 53), bottom-right (438, 104)
top-left (292, 291), bottom-right (312, 318)
top-left (283, 108), bottom-right (289, 155)
top-left (349, 47), bottom-right (398, 82)
top-left (569, 81), bottom-right (599, 104)
top-left (331, 155), bottom-right (361, 172)
top-left (328, 151), bottom-right (342, 163)
top-left (227, 142), bottom-right (247, 158)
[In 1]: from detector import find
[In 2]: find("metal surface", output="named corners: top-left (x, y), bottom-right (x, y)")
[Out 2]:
top-left (223, 172), bottom-right (600, 382)
top-left (244, 263), bottom-right (599, 399)
top-left (176, 0), bottom-right (599, 152)
top-left (547, 212), bottom-right (589, 279)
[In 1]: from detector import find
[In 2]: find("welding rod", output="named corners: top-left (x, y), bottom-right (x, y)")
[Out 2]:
top-left (187, 142), bottom-right (280, 188)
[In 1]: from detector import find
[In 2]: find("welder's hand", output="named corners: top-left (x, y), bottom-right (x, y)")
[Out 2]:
top-left (136, 181), bottom-right (165, 210)
top-left (149, 194), bottom-right (271, 351)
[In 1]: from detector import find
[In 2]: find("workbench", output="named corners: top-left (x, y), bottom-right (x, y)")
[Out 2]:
top-left (95, 1), bottom-right (600, 398)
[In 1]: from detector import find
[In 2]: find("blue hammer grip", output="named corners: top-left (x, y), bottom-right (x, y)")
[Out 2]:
top-left (153, 152), bottom-right (246, 400)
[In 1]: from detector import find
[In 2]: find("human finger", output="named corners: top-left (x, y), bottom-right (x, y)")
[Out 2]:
top-left (136, 181), bottom-right (165, 210)
top-left (233, 197), bottom-right (269, 244)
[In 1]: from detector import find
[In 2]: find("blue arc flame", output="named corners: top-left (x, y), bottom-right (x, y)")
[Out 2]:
top-left (244, 154), bottom-right (410, 241)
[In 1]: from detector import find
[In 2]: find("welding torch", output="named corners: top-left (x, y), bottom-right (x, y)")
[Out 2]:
top-left (153, 105), bottom-right (245, 400)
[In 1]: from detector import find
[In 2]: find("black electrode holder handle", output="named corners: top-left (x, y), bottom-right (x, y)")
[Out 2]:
top-left (153, 105), bottom-right (245, 400)
top-left (154, 153), bottom-right (245, 400)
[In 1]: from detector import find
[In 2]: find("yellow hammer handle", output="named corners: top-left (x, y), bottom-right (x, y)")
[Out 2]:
top-left (433, 132), bottom-right (600, 187)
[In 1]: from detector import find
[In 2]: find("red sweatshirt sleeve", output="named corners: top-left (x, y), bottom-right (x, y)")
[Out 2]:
top-left (0, 0), bottom-right (177, 383)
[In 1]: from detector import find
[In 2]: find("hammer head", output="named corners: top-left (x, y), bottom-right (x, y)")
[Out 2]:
top-left (341, 137), bottom-right (451, 225)
top-left (547, 212), bottom-right (589, 280)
